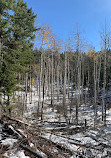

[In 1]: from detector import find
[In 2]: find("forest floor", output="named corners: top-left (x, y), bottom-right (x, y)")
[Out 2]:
top-left (0, 86), bottom-right (111, 158)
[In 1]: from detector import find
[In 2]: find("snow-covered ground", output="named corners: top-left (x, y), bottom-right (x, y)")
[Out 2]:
top-left (0, 85), bottom-right (111, 157)
top-left (4, 151), bottom-right (30, 158)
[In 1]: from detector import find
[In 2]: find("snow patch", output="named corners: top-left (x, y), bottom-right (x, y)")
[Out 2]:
top-left (1, 138), bottom-right (17, 147)
top-left (4, 150), bottom-right (30, 158)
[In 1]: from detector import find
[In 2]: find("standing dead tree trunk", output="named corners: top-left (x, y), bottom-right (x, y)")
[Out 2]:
top-left (0, 39), bottom-right (2, 118)
top-left (57, 53), bottom-right (60, 102)
top-left (51, 51), bottom-right (54, 106)
top-left (93, 54), bottom-right (97, 126)
top-left (100, 23), bottom-right (110, 125)
top-left (97, 54), bottom-right (102, 96)
top-left (25, 73), bottom-right (28, 112)
top-left (76, 27), bottom-right (81, 125)
top-left (63, 50), bottom-right (68, 123)
top-left (67, 55), bottom-right (70, 99)
top-left (102, 48), bottom-right (107, 125)
top-left (38, 49), bottom-right (43, 117)
top-left (0, 13), bottom-right (2, 118)
top-left (48, 57), bottom-right (51, 97)
top-left (41, 51), bottom-right (46, 120)
top-left (76, 50), bottom-right (81, 125)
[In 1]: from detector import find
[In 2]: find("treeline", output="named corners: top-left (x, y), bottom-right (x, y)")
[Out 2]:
top-left (33, 47), bottom-right (111, 125)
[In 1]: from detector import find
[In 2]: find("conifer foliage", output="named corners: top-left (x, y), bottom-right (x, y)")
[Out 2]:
top-left (0, 0), bottom-right (37, 114)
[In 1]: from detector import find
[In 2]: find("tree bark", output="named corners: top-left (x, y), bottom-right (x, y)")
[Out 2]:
top-left (63, 51), bottom-right (67, 123)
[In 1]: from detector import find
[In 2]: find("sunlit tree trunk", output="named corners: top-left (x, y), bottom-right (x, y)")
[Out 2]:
top-left (81, 53), bottom-right (84, 102)
top-left (41, 62), bottom-right (45, 120)
top-left (94, 58), bottom-right (97, 125)
top-left (45, 64), bottom-right (48, 96)
top-left (60, 71), bottom-right (63, 91)
top-left (48, 58), bottom-right (51, 97)
top-left (76, 51), bottom-right (80, 125)
top-left (57, 53), bottom-right (60, 102)
top-left (53, 64), bottom-right (55, 104)
top-left (38, 51), bottom-right (43, 116)
top-left (100, 23), bottom-right (109, 125)
top-left (63, 51), bottom-right (68, 123)
top-left (51, 51), bottom-right (54, 106)
top-left (97, 55), bottom-right (101, 95)
top-left (76, 27), bottom-right (81, 125)
top-left (102, 48), bottom-right (107, 125)
top-left (67, 56), bottom-right (70, 99)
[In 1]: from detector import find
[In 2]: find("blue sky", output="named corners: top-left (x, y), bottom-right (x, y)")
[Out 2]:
top-left (24, 0), bottom-right (111, 51)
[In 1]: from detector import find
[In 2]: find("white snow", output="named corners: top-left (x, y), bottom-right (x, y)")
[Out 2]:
top-left (1, 85), bottom-right (111, 157)
top-left (4, 150), bottom-right (30, 158)
top-left (1, 138), bottom-right (17, 147)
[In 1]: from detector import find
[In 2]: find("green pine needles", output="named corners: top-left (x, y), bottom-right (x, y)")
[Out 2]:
top-left (0, 0), bottom-right (38, 115)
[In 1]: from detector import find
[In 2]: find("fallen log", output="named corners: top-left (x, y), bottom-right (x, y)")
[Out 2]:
top-left (2, 124), bottom-right (21, 139)
top-left (20, 144), bottom-right (43, 158)
top-left (39, 136), bottom-right (73, 156)
top-left (44, 130), bottom-right (82, 143)
top-left (20, 130), bottom-right (73, 158)
top-left (41, 132), bottom-right (103, 152)
top-left (68, 141), bottom-right (103, 151)
top-left (0, 119), bottom-right (46, 158)
top-left (1, 115), bottom-right (43, 133)
top-left (41, 130), bottom-right (111, 152)
top-left (35, 145), bottom-right (55, 158)
top-left (85, 132), bottom-right (111, 149)
top-left (1, 115), bottom-right (33, 127)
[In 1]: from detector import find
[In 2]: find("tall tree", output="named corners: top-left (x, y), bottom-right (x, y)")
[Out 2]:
top-left (100, 23), bottom-right (110, 125)
top-left (0, 0), bottom-right (37, 116)
top-left (0, 0), bottom-right (16, 116)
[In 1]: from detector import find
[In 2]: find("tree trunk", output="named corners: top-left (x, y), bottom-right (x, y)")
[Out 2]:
top-left (51, 51), bottom-right (54, 106)
top-left (57, 53), bottom-right (60, 102)
top-left (63, 51), bottom-right (67, 123)
top-left (94, 59), bottom-right (97, 126)
top-left (7, 95), bottom-right (11, 117)
top-left (48, 58), bottom-right (51, 97)
top-left (102, 48), bottom-right (107, 125)
top-left (38, 52), bottom-right (43, 116)
top-left (67, 57), bottom-right (70, 99)
top-left (25, 73), bottom-right (28, 108)
top-left (97, 55), bottom-right (101, 97)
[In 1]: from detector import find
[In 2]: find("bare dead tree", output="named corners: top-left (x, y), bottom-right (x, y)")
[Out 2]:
top-left (100, 23), bottom-right (110, 125)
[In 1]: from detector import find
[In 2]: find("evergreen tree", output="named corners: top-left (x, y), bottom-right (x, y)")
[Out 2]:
top-left (0, 0), bottom-right (38, 116)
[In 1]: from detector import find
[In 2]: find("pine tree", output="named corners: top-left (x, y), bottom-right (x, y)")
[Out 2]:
top-left (0, 0), bottom-right (37, 116)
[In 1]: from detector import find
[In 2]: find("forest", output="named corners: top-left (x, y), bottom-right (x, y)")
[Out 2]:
top-left (0, 0), bottom-right (111, 158)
